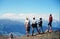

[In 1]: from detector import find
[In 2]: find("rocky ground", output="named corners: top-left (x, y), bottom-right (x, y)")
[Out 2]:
top-left (0, 31), bottom-right (60, 39)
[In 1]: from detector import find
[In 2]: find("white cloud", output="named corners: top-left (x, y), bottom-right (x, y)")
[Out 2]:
top-left (0, 13), bottom-right (59, 21)
top-left (0, 13), bottom-right (19, 20)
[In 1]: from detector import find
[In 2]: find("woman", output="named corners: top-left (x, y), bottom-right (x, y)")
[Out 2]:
top-left (25, 17), bottom-right (30, 37)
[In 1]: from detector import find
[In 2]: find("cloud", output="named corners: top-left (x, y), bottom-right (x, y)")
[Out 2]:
top-left (0, 13), bottom-right (59, 21)
top-left (0, 13), bottom-right (19, 20)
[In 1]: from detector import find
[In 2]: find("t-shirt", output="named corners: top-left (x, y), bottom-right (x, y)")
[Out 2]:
top-left (38, 20), bottom-right (42, 26)
top-left (25, 20), bottom-right (29, 24)
top-left (49, 16), bottom-right (53, 22)
top-left (25, 20), bottom-right (30, 27)
top-left (32, 20), bottom-right (37, 24)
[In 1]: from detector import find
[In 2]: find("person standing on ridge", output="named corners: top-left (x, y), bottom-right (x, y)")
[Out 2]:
top-left (31, 17), bottom-right (40, 36)
top-left (48, 14), bottom-right (53, 32)
top-left (38, 18), bottom-right (44, 33)
top-left (10, 33), bottom-right (13, 39)
top-left (25, 17), bottom-right (30, 37)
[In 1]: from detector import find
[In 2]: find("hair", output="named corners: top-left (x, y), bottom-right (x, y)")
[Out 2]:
top-left (26, 18), bottom-right (28, 20)
top-left (50, 14), bottom-right (52, 16)
top-left (40, 18), bottom-right (42, 20)
top-left (33, 17), bottom-right (35, 20)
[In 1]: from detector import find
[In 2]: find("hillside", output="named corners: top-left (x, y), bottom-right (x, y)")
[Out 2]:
top-left (0, 31), bottom-right (60, 39)
top-left (16, 31), bottom-right (60, 39)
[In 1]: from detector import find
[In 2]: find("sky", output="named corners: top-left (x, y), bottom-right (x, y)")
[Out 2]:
top-left (0, 0), bottom-right (60, 21)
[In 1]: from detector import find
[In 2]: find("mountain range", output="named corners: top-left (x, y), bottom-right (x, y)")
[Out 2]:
top-left (0, 19), bottom-right (60, 37)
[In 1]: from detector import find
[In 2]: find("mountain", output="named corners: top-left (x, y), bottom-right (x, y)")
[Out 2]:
top-left (0, 19), bottom-right (25, 36)
top-left (0, 19), bottom-right (60, 37)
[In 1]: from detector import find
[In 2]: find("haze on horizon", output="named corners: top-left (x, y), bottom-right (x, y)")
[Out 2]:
top-left (0, 0), bottom-right (60, 21)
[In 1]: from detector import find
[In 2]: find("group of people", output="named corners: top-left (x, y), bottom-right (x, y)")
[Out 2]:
top-left (25, 14), bottom-right (53, 37)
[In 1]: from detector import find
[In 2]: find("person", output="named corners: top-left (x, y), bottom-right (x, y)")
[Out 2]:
top-left (31, 17), bottom-right (40, 36)
top-left (48, 14), bottom-right (53, 32)
top-left (10, 33), bottom-right (13, 39)
top-left (38, 18), bottom-right (44, 33)
top-left (25, 17), bottom-right (30, 37)
top-left (9, 32), bottom-right (13, 39)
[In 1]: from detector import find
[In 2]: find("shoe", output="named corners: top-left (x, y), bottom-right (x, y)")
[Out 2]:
top-left (27, 35), bottom-right (29, 37)
top-left (49, 30), bottom-right (52, 33)
top-left (32, 34), bottom-right (34, 36)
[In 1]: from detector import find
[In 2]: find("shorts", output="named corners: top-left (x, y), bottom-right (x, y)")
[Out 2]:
top-left (26, 26), bottom-right (30, 32)
top-left (48, 22), bottom-right (52, 27)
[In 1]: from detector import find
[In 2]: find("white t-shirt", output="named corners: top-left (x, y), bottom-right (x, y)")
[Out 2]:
top-left (25, 20), bottom-right (29, 24)
top-left (32, 20), bottom-right (37, 24)
top-left (25, 20), bottom-right (30, 27)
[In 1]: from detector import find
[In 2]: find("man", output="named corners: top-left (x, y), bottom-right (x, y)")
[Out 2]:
top-left (48, 14), bottom-right (53, 32)
top-left (38, 18), bottom-right (44, 33)
top-left (31, 17), bottom-right (39, 36)
top-left (25, 17), bottom-right (30, 37)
